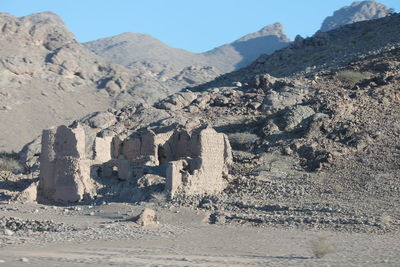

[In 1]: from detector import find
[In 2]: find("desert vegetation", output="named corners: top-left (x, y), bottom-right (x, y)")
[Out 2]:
top-left (310, 236), bottom-right (336, 259)
top-left (0, 152), bottom-right (21, 180)
top-left (336, 70), bottom-right (372, 86)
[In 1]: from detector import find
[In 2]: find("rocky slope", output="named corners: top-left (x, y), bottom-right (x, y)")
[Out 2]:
top-left (0, 12), bottom-right (174, 151)
top-left (84, 23), bottom-right (290, 77)
top-left (18, 42), bottom-right (400, 232)
top-left (320, 0), bottom-right (391, 32)
top-left (1, 2), bottom-right (392, 152)
top-left (200, 12), bottom-right (400, 90)
top-left (0, 13), bottom-right (291, 152)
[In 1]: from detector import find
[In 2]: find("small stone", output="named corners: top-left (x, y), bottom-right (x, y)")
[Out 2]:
top-left (4, 229), bottom-right (14, 236)
top-left (233, 82), bottom-right (242, 87)
top-left (1, 106), bottom-right (11, 111)
top-left (20, 258), bottom-right (29, 263)
top-left (283, 147), bottom-right (293, 155)
top-left (249, 101), bottom-right (262, 110)
top-left (187, 105), bottom-right (200, 113)
top-left (133, 208), bottom-right (157, 226)
top-left (89, 212), bottom-right (95, 216)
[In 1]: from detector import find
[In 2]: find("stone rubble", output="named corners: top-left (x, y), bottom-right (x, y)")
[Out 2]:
top-left (0, 217), bottom-right (75, 233)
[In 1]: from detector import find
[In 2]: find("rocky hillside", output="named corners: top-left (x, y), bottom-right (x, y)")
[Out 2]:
top-left (200, 12), bottom-right (400, 89)
top-left (2, 2), bottom-right (392, 152)
top-left (0, 13), bottom-right (291, 152)
top-left (84, 23), bottom-right (290, 77)
top-left (4, 1), bottom-right (398, 237)
top-left (163, 48), bottom-right (400, 232)
top-left (320, 0), bottom-right (391, 32)
top-left (20, 44), bottom-right (400, 232)
top-left (0, 12), bottom-right (189, 152)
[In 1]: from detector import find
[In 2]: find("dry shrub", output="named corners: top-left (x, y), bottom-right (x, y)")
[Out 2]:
top-left (310, 236), bottom-right (335, 259)
top-left (337, 70), bottom-right (372, 86)
top-left (149, 191), bottom-right (167, 204)
top-left (0, 152), bottom-right (22, 180)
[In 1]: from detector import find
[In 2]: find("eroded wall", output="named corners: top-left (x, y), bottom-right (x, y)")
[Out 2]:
top-left (38, 124), bottom-right (94, 203)
top-left (38, 123), bottom-right (232, 203)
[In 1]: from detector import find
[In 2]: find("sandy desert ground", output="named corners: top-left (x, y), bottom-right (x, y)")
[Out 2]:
top-left (0, 202), bottom-right (399, 266)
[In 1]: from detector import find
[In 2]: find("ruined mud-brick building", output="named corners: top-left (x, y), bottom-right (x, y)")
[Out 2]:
top-left (37, 123), bottom-right (232, 203)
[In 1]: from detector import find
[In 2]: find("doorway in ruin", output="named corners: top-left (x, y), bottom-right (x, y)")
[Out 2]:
top-left (96, 166), bottom-right (102, 178)
top-left (158, 145), bottom-right (168, 165)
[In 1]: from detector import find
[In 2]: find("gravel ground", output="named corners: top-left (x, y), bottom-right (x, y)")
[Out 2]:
top-left (0, 202), bottom-right (398, 266)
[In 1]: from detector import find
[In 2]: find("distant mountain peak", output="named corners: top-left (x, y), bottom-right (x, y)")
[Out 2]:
top-left (20, 11), bottom-right (66, 26)
top-left (113, 32), bottom-right (157, 40)
top-left (235, 22), bottom-right (288, 43)
top-left (320, 0), bottom-right (391, 32)
top-left (258, 22), bottom-right (285, 35)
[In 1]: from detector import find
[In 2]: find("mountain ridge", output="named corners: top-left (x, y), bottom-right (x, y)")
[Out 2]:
top-left (84, 22), bottom-right (291, 76)
top-left (0, 11), bottom-right (169, 151)
top-left (320, 0), bottom-right (390, 32)
top-left (0, 1), bottom-right (396, 152)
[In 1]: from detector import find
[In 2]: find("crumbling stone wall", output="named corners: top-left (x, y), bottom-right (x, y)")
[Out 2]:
top-left (119, 130), bottom-right (159, 166)
top-left (37, 124), bottom-right (94, 203)
top-left (165, 127), bottom-right (232, 197)
top-left (38, 123), bottom-right (232, 203)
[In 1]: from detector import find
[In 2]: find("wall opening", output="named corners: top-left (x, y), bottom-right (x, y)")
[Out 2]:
top-left (96, 167), bottom-right (102, 178)
top-left (158, 145), bottom-right (167, 165)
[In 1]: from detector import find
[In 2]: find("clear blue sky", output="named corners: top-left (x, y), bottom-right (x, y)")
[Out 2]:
top-left (2, 0), bottom-right (399, 53)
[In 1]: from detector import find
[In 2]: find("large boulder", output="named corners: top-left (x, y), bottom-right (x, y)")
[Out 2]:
top-left (133, 208), bottom-right (158, 227)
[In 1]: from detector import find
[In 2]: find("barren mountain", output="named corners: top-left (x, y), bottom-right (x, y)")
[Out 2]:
top-left (83, 32), bottom-right (218, 81)
top-left (203, 23), bottom-right (290, 70)
top-left (202, 12), bottom-right (400, 89)
top-left (84, 23), bottom-right (290, 76)
top-left (0, 12), bottom-right (175, 152)
top-left (83, 33), bottom-right (209, 70)
top-left (0, 13), bottom-right (291, 152)
top-left (2, 1), bottom-right (390, 153)
top-left (320, 0), bottom-right (391, 32)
